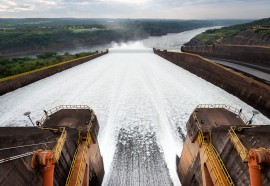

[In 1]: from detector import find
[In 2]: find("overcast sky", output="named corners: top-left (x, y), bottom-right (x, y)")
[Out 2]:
top-left (0, 0), bottom-right (270, 19)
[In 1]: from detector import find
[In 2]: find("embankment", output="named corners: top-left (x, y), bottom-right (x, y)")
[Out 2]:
top-left (0, 50), bottom-right (108, 95)
top-left (153, 48), bottom-right (270, 118)
top-left (181, 45), bottom-right (270, 65)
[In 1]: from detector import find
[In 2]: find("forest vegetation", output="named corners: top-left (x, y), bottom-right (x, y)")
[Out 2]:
top-left (185, 17), bottom-right (270, 46)
top-left (0, 51), bottom-right (96, 79)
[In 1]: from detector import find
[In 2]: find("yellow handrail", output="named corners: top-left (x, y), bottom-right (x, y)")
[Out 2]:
top-left (198, 131), bottom-right (234, 186)
top-left (210, 143), bottom-right (234, 185)
top-left (194, 110), bottom-right (234, 186)
top-left (52, 127), bottom-right (67, 163)
top-left (198, 131), bottom-right (225, 185)
top-left (75, 133), bottom-right (91, 186)
top-left (65, 132), bottom-right (92, 186)
top-left (192, 111), bottom-right (202, 131)
top-left (228, 127), bottom-right (248, 162)
top-left (66, 143), bottom-right (81, 185)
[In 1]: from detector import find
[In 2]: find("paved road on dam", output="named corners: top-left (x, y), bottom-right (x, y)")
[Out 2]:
top-left (208, 58), bottom-right (270, 85)
top-left (0, 44), bottom-right (269, 186)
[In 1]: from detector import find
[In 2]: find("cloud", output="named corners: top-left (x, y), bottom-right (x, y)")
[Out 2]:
top-left (100, 0), bottom-right (151, 4)
top-left (0, 0), bottom-right (269, 19)
top-left (4, 0), bottom-right (16, 6)
top-left (0, 0), bottom-right (62, 12)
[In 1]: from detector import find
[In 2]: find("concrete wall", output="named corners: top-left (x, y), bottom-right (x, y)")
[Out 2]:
top-left (89, 142), bottom-right (105, 185)
top-left (0, 127), bottom-right (78, 186)
top-left (181, 45), bottom-right (270, 65)
top-left (153, 48), bottom-right (270, 118)
top-left (0, 51), bottom-right (108, 95)
top-left (177, 135), bottom-right (200, 185)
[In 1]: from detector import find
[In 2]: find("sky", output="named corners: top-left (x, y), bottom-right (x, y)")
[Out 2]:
top-left (0, 0), bottom-right (270, 19)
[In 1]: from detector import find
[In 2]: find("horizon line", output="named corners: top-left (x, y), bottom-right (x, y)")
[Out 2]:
top-left (0, 17), bottom-right (263, 20)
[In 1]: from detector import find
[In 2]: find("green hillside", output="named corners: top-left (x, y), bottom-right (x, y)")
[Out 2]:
top-left (185, 18), bottom-right (270, 46)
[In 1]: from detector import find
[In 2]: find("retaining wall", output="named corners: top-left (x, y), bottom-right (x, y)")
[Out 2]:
top-left (181, 45), bottom-right (270, 65)
top-left (0, 51), bottom-right (108, 95)
top-left (154, 48), bottom-right (270, 118)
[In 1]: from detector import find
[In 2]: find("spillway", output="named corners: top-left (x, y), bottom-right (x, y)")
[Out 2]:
top-left (0, 42), bottom-right (269, 186)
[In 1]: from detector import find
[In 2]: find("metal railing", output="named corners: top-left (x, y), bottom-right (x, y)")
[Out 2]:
top-left (40, 105), bottom-right (91, 126)
top-left (228, 127), bottom-right (248, 162)
top-left (200, 133), bottom-right (224, 185)
top-left (66, 143), bottom-right (81, 186)
top-left (192, 111), bottom-right (202, 131)
top-left (198, 130), bottom-right (234, 186)
top-left (52, 127), bottom-right (67, 163)
top-left (75, 132), bottom-right (91, 186)
top-left (0, 151), bottom-right (34, 164)
top-left (196, 104), bottom-right (248, 124)
top-left (194, 110), bottom-right (234, 186)
top-left (210, 143), bottom-right (235, 186)
top-left (65, 132), bottom-right (92, 186)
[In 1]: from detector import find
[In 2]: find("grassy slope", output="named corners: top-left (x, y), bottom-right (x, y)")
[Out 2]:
top-left (0, 51), bottom-right (95, 79)
top-left (186, 18), bottom-right (270, 45)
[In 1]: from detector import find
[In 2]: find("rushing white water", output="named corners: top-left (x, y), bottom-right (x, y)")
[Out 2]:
top-left (56, 26), bottom-right (222, 55)
top-left (140, 26), bottom-right (222, 50)
top-left (0, 33), bottom-right (269, 185)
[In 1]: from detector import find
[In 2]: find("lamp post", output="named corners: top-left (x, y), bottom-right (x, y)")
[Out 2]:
top-left (248, 110), bottom-right (259, 125)
top-left (24, 112), bottom-right (35, 126)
